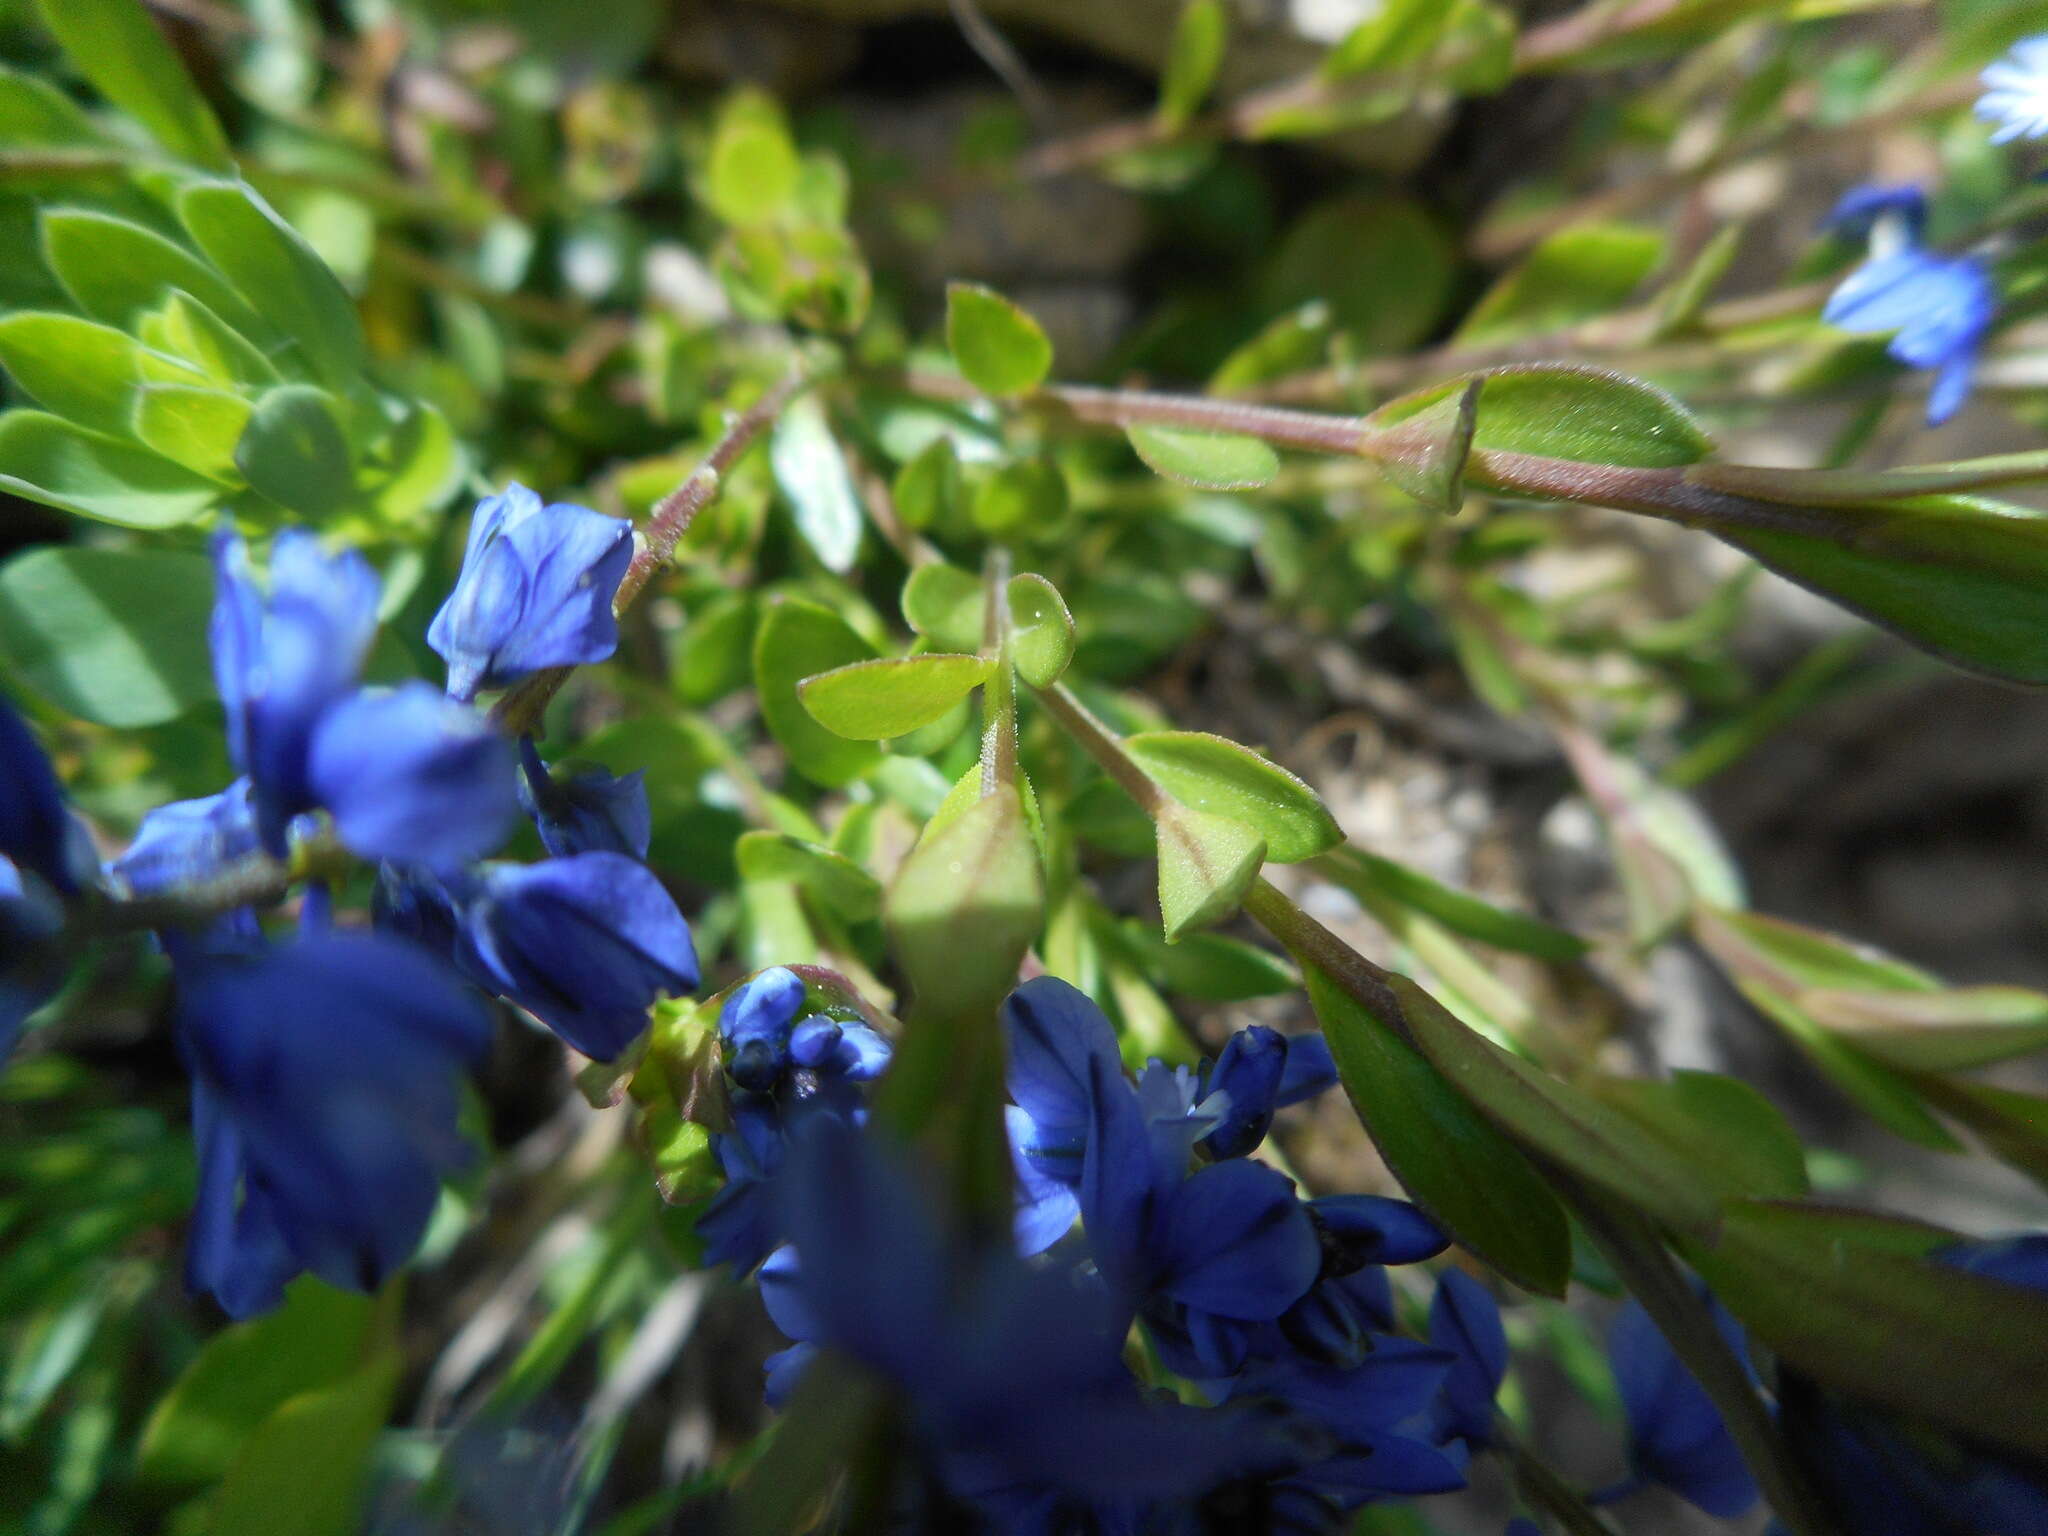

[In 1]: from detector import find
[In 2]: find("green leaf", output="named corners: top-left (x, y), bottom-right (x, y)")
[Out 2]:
top-left (210, 1350), bottom-right (399, 1536)
top-left (1914, 1077), bottom-right (2048, 1193)
top-left (1653, 222), bottom-right (1744, 336)
top-left (0, 64), bottom-right (108, 148)
top-left (34, 0), bottom-right (232, 169)
top-left (1123, 924), bottom-right (1297, 1002)
top-left (1156, 804), bottom-right (1265, 941)
top-left (1008, 572), bottom-right (1075, 688)
top-left (892, 436), bottom-right (960, 530)
top-left (1125, 730), bottom-right (1342, 862)
top-left (768, 393), bottom-right (863, 573)
top-left (1685, 1200), bottom-right (2048, 1463)
top-left (0, 545), bottom-right (216, 726)
top-left (1692, 495), bottom-right (2048, 687)
top-left (971, 458), bottom-right (1068, 536)
top-left (1158, 0), bottom-right (1227, 127)
top-left (1456, 224), bottom-right (1666, 345)
top-left (1207, 301), bottom-right (1332, 393)
top-left (1259, 194), bottom-right (1454, 355)
top-left (735, 831), bottom-right (882, 923)
top-left (1313, 847), bottom-right (1588, 960)
top-left (1592, 1071), bottom-right (1809, 1201)
top-left (902, 561), bottom-right (984, 653)
top-left (673, 590), bottom-right (756, 706)
top-left (1799, 985), bottom-right (2048, 1072)
top-left (753, 597), bottom-right (882, 788)
top-left (1324, 0), bottom-right (1451, 77)
top-left (1126, 424), bottom-right (1280, 491)
top-left (135, 383), bottom-right (252, 480)
top-left (1362, 377), bottom-right (1478, 512)
top-left (704, 88), bottom-right (801, 226)
top-left (1373, 365), bottom-right (1713, 469)
top-left (179, 181), bottom-right (367, 390)
top-left (136, 291), bottom-right (279, 392)
top-left (0, 409), bottom-right (220, 526)
top-left (43, 210), bottom-right (268, 339)
top-left (0, 311), bottom-right (188, 439)
top-left (798, 653), bottom-right (993, 741)
top-left (885, 784), bottom-right (1045, 1023)
top-left (138, 1280), bottom-right (376, 1487)
top-left (1303, 961), bottom-right (1570, 1295)
top-left (946, 282), bottom-right (1053, 398)
top-left (236, 385), bottom-right (352, 519)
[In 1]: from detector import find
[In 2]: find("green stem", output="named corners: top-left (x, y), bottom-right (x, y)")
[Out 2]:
top-left (980, 548), bottom-right (1019, 797)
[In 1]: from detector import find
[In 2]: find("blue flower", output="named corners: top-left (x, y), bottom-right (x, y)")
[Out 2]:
top-left (1428, 1269), bottom-right (1508, 1448)
top-left (112, 781), bottom-right (262, 900)
top-left (0, 689), bottom-right (79, 896)
top-left (210, 530), bottom-right (381, 852)
top-left (0, 858), bottom-right (66, 1062)
top-left (372, 862), bottom-right (465, 962)
top-left (176, 931), bottom-right (489, 1318)
top-left (1001, 974), bottom-right (1124, 1189)
top-left (1979, 35), bottom-right (2048, 144)
top-left (1821, 182), bottom-right (1927, 243)
top-left (517, 738), bottom-right (650, 858)
top-left (765, 1113), bottom-right (1309, 1520)
top-left (1823, 246), bottom-right (1996, 426)
top-left (427, 484), bottom-right (634, 702)
top-left (306, 684), bottom-right (520, 869)
top-left (697, 1096), bottom-right (794, 1273)
top-left (458, 851), bottom-right (698, 1060)
top-left (714, 965), bottom-right (888, 1100)
top-left (1607, 1291), bottom-right (1761, 1518)
top-left (1200, 1026), bottom-right (1339, 1159)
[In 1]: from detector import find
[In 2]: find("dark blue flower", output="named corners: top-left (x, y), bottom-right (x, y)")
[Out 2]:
top-left (210, 529), bottom-right (381, 853)
top-left (1001, 974), bottom-right (1124, 1189)
top-left (111, 781), bottom-right (261, 899)
top-left (0, 858), bottom-right (66, 1062)
top-left (1429, 1269), bottom-right (1508, 1448)
top-left (1200, 1027), bottom-right (1338, 1161)
top-left (0, 689), bottom-right (78, 896)
top-left (306, 684), bottom-right (520, 869)
top-left (372, 862), bottom-right (465, 962)
top-left (1823, 247), bottom-right (1996, 426)
top-left (1821, 183), bottom-right (1927, 243)
top-left (177, 931), bottom-right (489, 1318)
top-left (516, 738), bottom-right (650, 858)
top-left (697, 1096), bottom-right (793, 1273)
top-left (458, 851), bottom-right (698, 1060)
top-left (766, 1113), bottom-right (1309, 1519)
top-left (1607, 1291), bottom-right (1760, 1518)
top-left (714, 966), bottom-right (887, 1099)
top-left (1979, 36), bottom-right (2048, 144)
top-left (427, 484), bottom-right (633, 702)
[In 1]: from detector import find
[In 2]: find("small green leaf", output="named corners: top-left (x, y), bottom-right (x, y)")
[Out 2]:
top-left (1156, 804), bottom-right (1265, 940)
top-left (1126, 424), bottom-right (1280, 491)
top-left (236, 385), bottom-right (353, 519)
top-left (1800, 985), bottom-right (2048, 1072)
top-left (1686, 1200), bottom-right (2048, 1463)
top-left (138, 1280), bottom-right (376, 1487)
top-left (736, 831), bottom-right (883, 923)
top-left (1126, 730), bottom-right (1342, 862)
top-left (946, 282), bottom-right (1053, 398)
top-left (1303, 960), bottom-right (1571, 1296)
top-left (1314, 847), bottom-right (1588, 961)
top-left (673, 590), bottom-right (757, 707)
top-left (798, 653), bottom-right (993, 741)
top-left (1373, 365), bottom-right (1713, 469)
top-left (211, 1350), bottom-right (399, 1536)
top-left (704, 88), bottom-right (802, 226)
top-left (34, 0), bottom-right (232, 169)
top-left (1915, 1077), bottom-right (2048, 1193)
top-left (1207, 301), bottom-right (1332, 393)
top-left (1361, 377), bottom-right (1478, 512)
top-left (902, 561), bottom-right (984, 653)
top-left (1007, 572), bottom-right (1075, 688)
top-left (43, 211), bottom-right (268, 340)
top-left (893, 435), bottom-right (960, 530)
top-left (753, 597), bottom-right (882, 788)
top-left (886, 784), bottom-right (1045, 1023)
top-left (0, 63), bottom-right (107, 148)
top-left (1123, 923), bottom-right (1297, 1002)
top-left (0, 409), bottom-right (220, 527)
top-left (1259, 194), bottom-right (1454, 355)
top-left (1592, 1071), bottom-right (1809, 1201)
top-left (1158, 0), bottom-right (1227, 127)
top-left (139, 291), bottom-right (280, 393)
top-left (179, 181), bottom-right (367, 390)
top-left (768, 393), bottom-right (863, 574)
top-left (1324, 0), bottom-right (1451, 77)
top-left (0, 311), bottom-right (186, 439)
top-left (135, 383), bottom-right (252, 480)
top-left (1456, 223), bottom-right (1666, 345)
top-left (0, 545), bottom-right (216, 726)
top-left (1653, 223), bottom-right (1744, 337)
top-left (971, 457), bottom-right (1068, 536)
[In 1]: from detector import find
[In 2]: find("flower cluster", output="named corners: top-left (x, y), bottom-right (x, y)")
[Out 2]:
top-left (0, 486), bottom-right (699, 1319)
top-left (702, 973), bottom-right (1513, 1532)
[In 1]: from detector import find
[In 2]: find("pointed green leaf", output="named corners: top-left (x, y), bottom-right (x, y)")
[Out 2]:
top-left (0, 410), bottom-right (219, 526)
top-left (1592, 1071), bottom-right (1809, 1201)
top-left (1456, 224), bottom-right (1666, 345)
top-left (1123, 924), bottom-right (1297, 1002)
top-left (1126, 730), bottom-right (1342, 862)
top-left (735, 831), bottom-right (882, 923)
top-left (1302, 960), bottom-right (1570, 1296)
top-left (946, 282), bottom-right (1053, 398)
top-left (43, 211), bottom-right (268, 340)
top-left (769, 393), bottom-right (863, 573)
top-left (754, 597), bottom-right (882, 788)
top-left (1315, 847), bottom-right (1588, 961)
top-left (886, 783), bottom-right (1045, 1023)
top-left (1156, 803), bottom-right (1265, 941)
top-left (0, 545), bottom-right (216, 726)
top-left (135, 383), bottom-right (251, 480)
top-left (1360, 377), bottom-right (1478, 512)
top-left (970, 457), bottom-right (1067, 535)
top-left (1007, 572), bottom-right (1075, 688)
top-left (1126, 424), bottom-right (1280, 491)
top-left (893, 435), bottom-right (960, 530)
top-left (0, 64), bottom-right (108, 148)
top-left (138, 291), bottom-right (279, 392)
top-left (902, 561), bottom-right (984, 653)
top-left (1388, 365), bottom-right (1711, 469)
top-left (1324, 0), bottom-right (1451, 76)
top-left (35, 0), bottom-right (231, 170)
top-left (0, 311), bottom-right (189, 439)
top-left (1800, 985), bottom-right (2048, 1072)
top-left (236, 385), bottom-right (352, 519)
top-left (1158, 0), bottom-right (1226, 127)
top-left (211, 1350), bottom-right (399, 1536)
top-left (799, 653), bottom-right (993, 741)
top-left (1914, 1076), bottom-right (2048, 1193)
